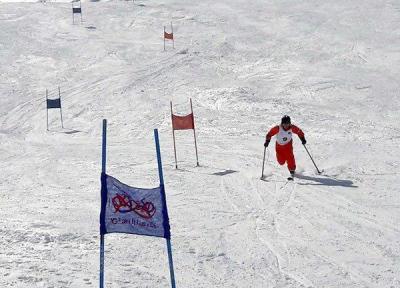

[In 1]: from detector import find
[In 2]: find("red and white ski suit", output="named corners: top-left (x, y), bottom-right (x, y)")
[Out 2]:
top-left (266, 124), bottom-right (304, 172)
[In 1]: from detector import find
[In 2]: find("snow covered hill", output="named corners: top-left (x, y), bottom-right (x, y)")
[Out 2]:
top-left (0, 0), bottom-right (399, 287)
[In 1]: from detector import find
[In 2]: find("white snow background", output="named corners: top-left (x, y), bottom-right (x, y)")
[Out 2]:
top-left (1, 0), bottom-right (400, 287)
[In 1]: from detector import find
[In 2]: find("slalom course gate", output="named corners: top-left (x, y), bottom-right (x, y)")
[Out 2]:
top-left (72, 0), bottom-right (82, 24)
top-left (46, 87), bottom-right (64, 130)
top-left (170, 99), bottom-right (199, 168)
top-left (99, 120), bottom-right (176, 288)
top-left (164, 22), bottom-right (174, 51)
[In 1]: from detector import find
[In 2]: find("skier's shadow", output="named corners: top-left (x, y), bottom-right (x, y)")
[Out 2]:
top-left (296, 174), bottom-right (357, 188)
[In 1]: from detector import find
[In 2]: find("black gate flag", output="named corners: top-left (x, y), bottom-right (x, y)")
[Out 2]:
top-left (46, 87), bottom-right (64, 130)
top-left (72, 0), bottom-right (83, 24)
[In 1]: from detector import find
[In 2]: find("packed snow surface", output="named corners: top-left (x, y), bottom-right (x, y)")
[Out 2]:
top-left (1, 0), bottom-right (399, 287)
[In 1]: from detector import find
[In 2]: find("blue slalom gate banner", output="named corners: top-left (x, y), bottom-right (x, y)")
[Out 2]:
top-left (100, 174), bottom-right (171, 239)
top-left (99, 119), bottom-right (176, 288)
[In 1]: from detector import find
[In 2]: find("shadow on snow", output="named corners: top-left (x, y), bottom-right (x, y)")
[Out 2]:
top-left (295, 174), bottom-right (357, 188)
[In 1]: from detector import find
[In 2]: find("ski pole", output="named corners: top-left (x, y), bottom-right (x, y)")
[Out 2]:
top-left (303, 144), bottom-right (322, 174)
top-left (261, 146), bottom-right (266, 179)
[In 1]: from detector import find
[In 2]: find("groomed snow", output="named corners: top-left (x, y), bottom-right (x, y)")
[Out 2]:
top-left (0, 0), bottom-right (399, 287)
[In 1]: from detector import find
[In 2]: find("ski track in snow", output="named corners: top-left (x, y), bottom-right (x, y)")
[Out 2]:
top-left (1, 0), bottom-right (400, 287)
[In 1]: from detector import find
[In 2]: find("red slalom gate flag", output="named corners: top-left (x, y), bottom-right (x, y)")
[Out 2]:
top-left (164, 23), bottom-right (174, 51)
top-left (172, 113), bottom-right (194, 130)
top-left (170, 99), bottom-right (199, 168)
top-left (164, 31), bottom-right (173, 40)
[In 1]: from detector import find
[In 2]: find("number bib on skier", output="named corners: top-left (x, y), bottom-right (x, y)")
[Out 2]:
top-left (276, 125), bottom-right (293, 145)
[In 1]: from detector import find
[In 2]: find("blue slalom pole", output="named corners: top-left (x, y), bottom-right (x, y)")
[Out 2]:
top-left (165, 239), bottom-right (176, 288)
top-left (154, 129), bottom-right (176, 288)
top-left (100, 119), bottom-right (107, 288)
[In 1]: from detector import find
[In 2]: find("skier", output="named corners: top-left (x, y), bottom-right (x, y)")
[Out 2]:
top-left (264, 115), bottom-right (306, 179)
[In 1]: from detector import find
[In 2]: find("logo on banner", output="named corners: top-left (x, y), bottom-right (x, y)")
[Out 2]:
top-left (112, 193), bottom-right (156, 219)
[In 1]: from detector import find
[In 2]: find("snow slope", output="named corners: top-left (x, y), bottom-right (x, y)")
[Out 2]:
top-left (0, 0), bottom-right (399, 287)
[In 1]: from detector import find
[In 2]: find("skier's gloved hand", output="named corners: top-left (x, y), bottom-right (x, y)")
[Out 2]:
top-left (264, 139), bottom-right (270, 147)
top-left (300, 137), bottom-right (307, 145)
